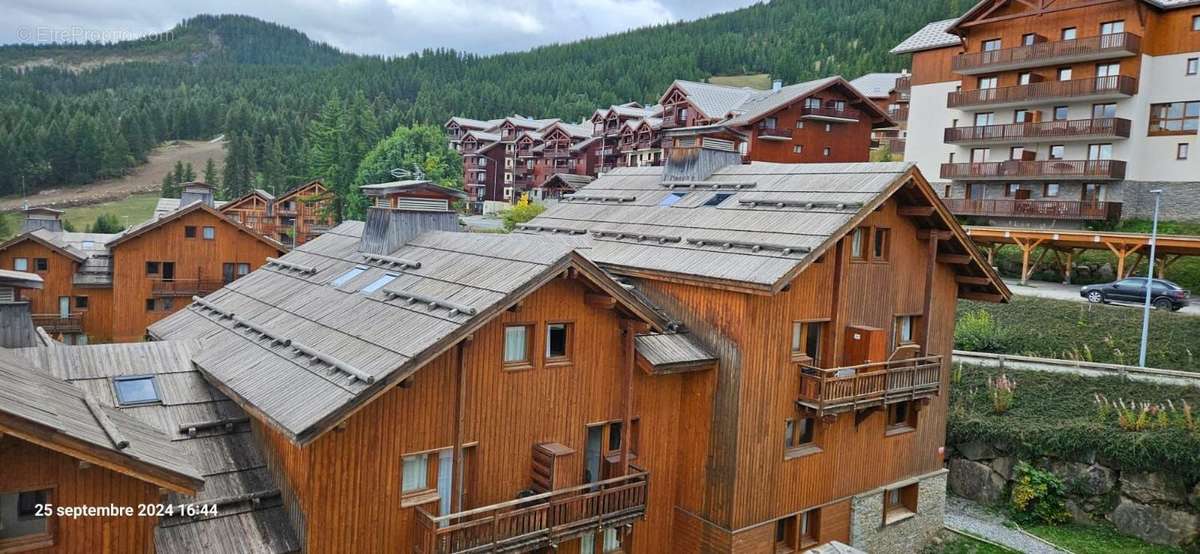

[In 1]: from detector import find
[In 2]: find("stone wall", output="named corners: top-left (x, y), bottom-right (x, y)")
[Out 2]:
top-left (947, 440), bottom-right (1200, 547)
top-left (850, 470), bottom-right (947, 553)
top-left (1119, 181), bottom-right (1200, 222)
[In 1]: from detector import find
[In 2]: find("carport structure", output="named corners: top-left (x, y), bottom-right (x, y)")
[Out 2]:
top-left (965, 226), bottom-right (1200, 285)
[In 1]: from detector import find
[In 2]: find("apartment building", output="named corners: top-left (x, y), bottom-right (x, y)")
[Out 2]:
top-left (0, 185), bottom-right (282, 343)
top-left (894, 0), bottom-right (1200, 227)
top-left (591, 102), bottom-right (666, 170)
top-left (851, 72), bottom-right (912, 156)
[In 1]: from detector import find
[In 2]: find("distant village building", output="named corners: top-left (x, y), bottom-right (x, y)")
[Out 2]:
top-left (850, 72), bottom-right (912, 157)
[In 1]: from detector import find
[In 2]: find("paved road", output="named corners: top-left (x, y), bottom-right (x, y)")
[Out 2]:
top-left (945, 496), bottom-right (1069, 554)
top-left (461, 215), bottom-right (505, 232)
top-left (1003, 278), bottom-right (1200, 317)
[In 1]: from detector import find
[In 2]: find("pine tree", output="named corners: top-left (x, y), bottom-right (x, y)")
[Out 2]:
top-left (203, 157), bottom-right (219, 186)
top-left (306, 94), bottom-right (349, 220)
top-left (182, 162), bottom-right (196, 182)
top-left (260, 135), bottom-right (286, 195)
top-left (161, 169), bottom-right (178, 198)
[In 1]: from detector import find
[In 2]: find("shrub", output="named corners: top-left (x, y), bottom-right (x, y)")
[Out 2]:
top-left (987, 374), bottom-right (1016, 414)
top-left (1010, 461), bottom-right (1070, 525)
top-left (954, 310), bottom-right (1008, 352)
top-left (501, 193), bottom-right (546, 232)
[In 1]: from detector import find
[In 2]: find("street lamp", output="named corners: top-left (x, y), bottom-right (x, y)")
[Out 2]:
top-left (1137, 189), bottom-right (1163, 368)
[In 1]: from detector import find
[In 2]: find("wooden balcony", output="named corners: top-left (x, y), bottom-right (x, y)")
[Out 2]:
top-left (32, 313), bottom-right (83, 334)
top-left (414, 471), bottom-right (648, 554)
top-left (545, 149), bottom-right (571, 159)
top-left (942, 198), bottom-right (1122, 221)
top-left (953, 33), bottom-right (1141, 75)
top-left (151, 279), bottom-right (226, 297)
top-left (799, 106), bottom-right (861, 122)
top-left (636, 139), bottom-right (657, 150)
top-left (756, 127), bottom-right (794, 141)
top-left (796, 356), bottom-right (942, 416)
top-left (944, 118), bottom-right (1131, 145)
top-left (877, 137), bottom-right (906, 155)
top-left (940, 159), bottom-right (1126, 180)
top-left (947, 76), bottom-right (1137, 109)
top-left (888, 107), bottom-right (909, 123)
top-left (895, 75), bottom-right (911, 94)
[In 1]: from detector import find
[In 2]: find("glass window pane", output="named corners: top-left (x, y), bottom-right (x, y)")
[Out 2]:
top-left (504, 326), bottom-right (528, 363)
top-left (805, 322), bottom-right (821, 360)
top-left (546, 324), bottom-right (568, 358)
top-left (791, 322), bottom-right (803, 352)
top-left (114, 376), bottom-right (158, 405)
top-left (331, 266), bottom-right (367, 287)
top-left (360, 273), bottom-right (398, 294)
top-left (402, 454), bottom-right (428, 493)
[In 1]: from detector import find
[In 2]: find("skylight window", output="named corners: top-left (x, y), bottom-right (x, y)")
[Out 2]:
top-left (659, 192), bottom-right (687, 207)
top-left (331, 266), bottom-right (367, 287)
top-left (703, 193), bottom-right (734, 207)
top-left (81, 240), bottom-right (95, 250)
top-left (113, 375), bottom-right (160, 406)
top-left (361, 273), bottom-right (399, 294)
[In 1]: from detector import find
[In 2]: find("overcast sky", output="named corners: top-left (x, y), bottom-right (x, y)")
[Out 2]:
top-left (1, 0), bottom-right (759, 56)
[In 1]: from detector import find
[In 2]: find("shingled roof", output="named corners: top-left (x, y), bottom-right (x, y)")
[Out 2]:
top-left (148, 222), bottom-right (670, 444)
top-left (0, 349), bottom-right (203, 493)
top-left (523, 162), bottom-right (1008, 297)
top-left (12, 341), bottom-right (300, 554)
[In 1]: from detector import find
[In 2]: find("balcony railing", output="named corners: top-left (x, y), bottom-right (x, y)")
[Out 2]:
top-left (32, 313), bottom-right (83, 334)
top-left (797, 356), bottom-right (942, 416)
top-left (953, 33), bottom-right (1141, 75)
top-left (895, 75), bottom-right (911, 94)
top-left (151, 279), bottom-right (226, 297)
top-left (799, 106), bottom-right (862, 122)
top-left (414, 470), bottom-right (648, 554)
top-left (756, 127), bottom-right (794, 140)
top-left (877, 137), bottom-right (906, 155)
top-left (944, 117), bottom-right (1131, 145)
top-left (940, 159), bottom-right (1126, 180)
top-left (948, 75), bottom-right (1138, 109)
top-left (636, 139), bottom-right (657, 150)
top-left (942, 198), bottom-right (1122, 221)
top-left (888, 107), bottom-right (909, 123)
top-left (545, 149), bottom-right (571, 158)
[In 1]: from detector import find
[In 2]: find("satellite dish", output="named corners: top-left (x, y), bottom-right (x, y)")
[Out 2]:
top-left (389, 164), bottom-right (426, 181)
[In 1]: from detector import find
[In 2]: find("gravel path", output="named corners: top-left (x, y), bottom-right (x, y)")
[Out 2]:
top-left (945, 496), bottom-right (1069, 553)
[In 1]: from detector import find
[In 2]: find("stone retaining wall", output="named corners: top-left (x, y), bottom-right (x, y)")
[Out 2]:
top-left (1119, 181), bottom-right (1200, 223)
top-left (946, 440), bottom-right (1200, 547)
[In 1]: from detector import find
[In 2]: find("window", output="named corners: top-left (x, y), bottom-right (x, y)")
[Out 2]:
top-left (850, 228), bottom-right (867, 260)
top-left (1018, 72), bottom-right (1032, 85)
top-left (702, 193), bottom-right (733, 207)
top-left (331, 266), bottom-right (367, 287)
top-left (784, 416), bottom-right (817, 450)
top-left (981, 38), bottom-right (1001, 51)
top-left (1005, 183), bottom-right (1021, 197)
top-left (1088, 143), bottom-right (1113, 160)
top-left (361, 273), bottom-right (398, 294)
top-left (762, 116), bottom-right (777, 129)
top-left (80, 240), bottom-right (95, 250)
top-left (1195, 15), bottom-right (1200, 31)
top-left (1083, 183), bottom-right (1103, 202)
top-left (1061, 27), bottom-right (1077, 41)
top-left (13, 258), bottom-right (28, 272)
top-left (1044, 183), bottom-right (1061, 197)
top-left (113, 375), bottom-right (160, 406)
top-left (977, 76), bottom-right (997, 90)
top-left (795, 120), bottom-right (805, 129)
top-left (822, 147), bottom-right (831, 157)
top-left (237, 263), bottom-right (250, 277)
top-left (804, 97), bottom-right (821, 109)
top-left (1092, 103), bottom-right (1117, 119)
top-left (944, 184), bottom-right (952, 198)
top-left (973, 112), bottom-right (995, 126)
top-left (790, 321), bottom-right (823, 362)
top-left (1013, 110), bottom-right (1029, 123)
top-left (872, 227), bottom-right (890, 262)
top-left (184, 225), bottom-right (197, 238)
top-left (1188, 58), bottom-right (1198, 76)
top-left (1179, 143), bottom-right (1190, 160)
top-left (884, 484), bottom-right (919, 525)
top-left (895, 315), bottom-right (917, 346)
top-left (145, 298), bottom-right (155, 311)
top-left (31, 258), bottom-right (48, 272)
top-left (1009, 146), bottom-right (1024, 160)
top-left (824, 123), bottom-right (832, 133)
top-left (1056, 67), bottom-right (1072, 81)
top-left (503, 325), bottom-right (531, 367)
top-left (1048, 145), bottom-right (1065, 160)
top-left (1021, 33), bottom-right (1037, 46)
top-left (1053, 106), bottom-right (1069, 121)
top-left (546, 322), bottom-right (572, 362)
top-left (970, 148), bottom-right (990, 162)
top-left (75, 296), bottom-right (88, 309)
top-left (402, 453), bottom-right (430, 494)
top-left (1100, 20), bottom-right (1124, 35)
top-left (1, 489), bottom-right (52, 549)
top-left (887, 400), bottom-right (917, 433)
top-left (202, 226), bottom-right (215, 240)
top-left (774, 509), bottom-right (820, 551)
top-left (793, 145), bottom-right (803, 154)
top-left (146, 261), bottom-right (159, 276)
top-left (659, 192), bottom-right (686, 207)
top-left (1148, 101), bottom-right (1200, 135)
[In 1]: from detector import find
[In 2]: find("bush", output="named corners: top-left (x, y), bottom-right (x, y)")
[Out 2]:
top-left (954, 310), bottom-right (1008, 352)
top-left (501, 194), bottom-right (546, 232)
top-left (89, 213), bottom-right (125, 234)
top-left (1010, 461), bottom-right (1070, 525)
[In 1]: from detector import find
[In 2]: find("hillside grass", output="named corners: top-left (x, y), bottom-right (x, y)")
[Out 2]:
top-left (949, 366), bottom-right (1200, 480)
top-left (705, 73), bottom-right (773, 89)
top-left (955, 296), bottom-right (1200, 372)
top-left (1024, 522), bottom-right (1183, 554)
top-left (0, 193), bottom-right (159, 239)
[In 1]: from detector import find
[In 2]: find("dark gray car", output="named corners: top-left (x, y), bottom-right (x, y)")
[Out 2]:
top-left (1080, 278), bottom-right (1190, 311)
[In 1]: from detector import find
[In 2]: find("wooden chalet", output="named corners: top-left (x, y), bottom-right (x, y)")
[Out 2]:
top-left (218, 181), bottom-right (335, 247)
top-left (0, 348), bottom-right (202, 553)
top-left (0, 197), bottom-right (283, 344)
top-left (360, 179), bottom-right (468, 212)
top-left (850, 72), bottom-right (911, 156)
top-left (592, 103), bottom-right (665, 172)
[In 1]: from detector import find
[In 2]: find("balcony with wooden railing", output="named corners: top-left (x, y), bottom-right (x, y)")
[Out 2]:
top-left (953, 33), bottom-right (1141, 75)
top-left (796, 356), bottom-right (942, 416)
top-left (888, 106), bottom-right (909, 123)
top-left (151, 278), bottom-right (226, 297)
top-left (799, 106), bottom-right (861, 122)
top-left (414, 470), bottom-right (648, 554)
top-left (942, 198), bottom-right (1122, 221)
top-left (944, 117), bottom-right (1131, 145)
top-left (877, 137), bottom-right (906, 155)
top-left (940, 159), bottom-right (1126, 180)
top-left (32, 313), bottom-right (83, 334)
top-left (756, 127), bottom-right (794, 141)
top-left (947, 75), bottom-right (1137, 109)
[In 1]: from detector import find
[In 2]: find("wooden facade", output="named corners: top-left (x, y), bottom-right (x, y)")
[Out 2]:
top-left (220, 181), bottom-right (335, 247)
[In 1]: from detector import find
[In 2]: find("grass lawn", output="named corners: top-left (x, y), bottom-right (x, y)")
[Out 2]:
top-left (706, 73), bottom-right (773, 89)
top-left (925, 532), bottom-right (1016, 554)
top-left (1025, 522), bottom-right (1184, 554)
top-left (0, 193), bottom-right (159, 239)
top-left (956, 296), bottom-right (1200, 372)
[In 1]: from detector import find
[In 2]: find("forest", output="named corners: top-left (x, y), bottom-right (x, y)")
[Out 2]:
top-left (0, 0), bottom-right (967, 213)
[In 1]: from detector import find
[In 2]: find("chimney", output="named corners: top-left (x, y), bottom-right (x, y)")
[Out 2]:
top-left (662, 128), bottom-right (747, 183)
top-left (180, 182), bottom-right (216, 208)
top-left (21, 207), bottom-right (65, 234)
top-left (772, 79), bottom-right (783, 92)
top-left (358, 207), bottom-right (461, 255)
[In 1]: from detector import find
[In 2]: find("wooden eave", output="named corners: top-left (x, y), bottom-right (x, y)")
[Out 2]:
top-left (0, 413), bottom-right (203, 494)
top-left (220, 190), bottom-right (273, 212)
top-left (635, 352), bottom-right (717, 376)
top-left (106, 202), bottom-right (285, 252)
top-left (0, 232), bottom-right (85, 263)
top-left (949, 0), bottom-right (1134, 32)
top-left (275, 180), bottom-right (328, 203)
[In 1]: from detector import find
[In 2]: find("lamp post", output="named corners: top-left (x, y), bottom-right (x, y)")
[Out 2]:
top-left (1137, 189), bottom-right (1163, 368)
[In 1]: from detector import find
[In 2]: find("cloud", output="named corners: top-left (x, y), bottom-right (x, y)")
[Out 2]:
top-left (0, 0), bottom-right (759, 56)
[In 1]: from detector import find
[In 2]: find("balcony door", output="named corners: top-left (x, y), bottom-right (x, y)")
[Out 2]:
top-left (1087, 143), bottom-right (1113, 160)
top-left (1095, 63), bottom-right (1120, 89)
top-left (161, 261), bottom-right (175, 281)
top-left (1099, 21), bottom-right (1125, 48)
top-left (1082, 183), bottom-right (1104, 203)
top-left (59, 296), bottom-right (70, 318)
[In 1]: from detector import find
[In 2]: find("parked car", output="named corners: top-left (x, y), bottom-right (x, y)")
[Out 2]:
top-left (1080, 278), bottom-right (1190, 311)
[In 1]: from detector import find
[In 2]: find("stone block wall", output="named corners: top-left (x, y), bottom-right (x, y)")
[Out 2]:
top-left (1119, 181), bottom-right (1200, 222)
top-left (850, 470), bottom-right (947, 553)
